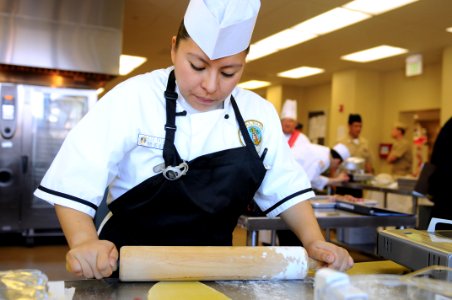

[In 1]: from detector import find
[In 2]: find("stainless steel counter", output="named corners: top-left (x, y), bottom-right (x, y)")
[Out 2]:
top-left (329, 182), bottom-right (419, 214)
top-left (239, 207), bottom-right (416, 246)
top-left (65, 278), bottom-right (315, 299)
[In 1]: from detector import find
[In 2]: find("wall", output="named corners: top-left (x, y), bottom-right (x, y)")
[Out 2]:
top-left (259, 59), bottom-right (445, 174)
top-left (379, 63), bottom-right (442, 173)
top-left (301, 83), bottom-right (331, 141)
top-left (441, 46), bottom-right (452, 125)
top-left (328, 70), bottom-right (382, 171)
top-left (265, 84), bottom-right (304, 118)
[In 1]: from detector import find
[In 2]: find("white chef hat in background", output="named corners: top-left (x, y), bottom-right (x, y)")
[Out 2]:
top-left (333, 143), bottom-right (351, 161)
top-left (280, 99), bottom-right (298, 120)
top-left (184, 0), bottom-right (260, 60)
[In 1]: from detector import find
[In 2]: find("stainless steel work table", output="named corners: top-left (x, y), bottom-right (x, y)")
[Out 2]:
top-left (329, 182), bottom-right (419, 214)
top-left (65, 278), bottom-right (315, 299)
top-left (238, 208), bottom-right (417, 247)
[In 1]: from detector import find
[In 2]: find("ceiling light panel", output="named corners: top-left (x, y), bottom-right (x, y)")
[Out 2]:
top-left (292, 7), bottom-right (370, 35)
top-left (237, 80), bottom-right (271, 90)
top-left (341, 45), bottom-right (408, 62)
top-left (447, 27), bottom-right (452, 33)
top-left (277, 66), bottom-right (324, 79)
top-left (343, 0), bottom-right (419, 15)
top-left (247, 29), bottom-right (316, 62)
top-left (119, 54), bottom-right (147, 76)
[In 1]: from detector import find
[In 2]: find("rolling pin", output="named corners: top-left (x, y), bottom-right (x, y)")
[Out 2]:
top-left (119, 246), bottom-right (321, 281)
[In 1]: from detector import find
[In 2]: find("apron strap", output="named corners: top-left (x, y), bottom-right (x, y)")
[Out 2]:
top-left (230, 96), bottom-right (260, 156)
top-left (163, 71), bottom-right (261, 168)
top-left (163, 70), bottom-right (183, 167)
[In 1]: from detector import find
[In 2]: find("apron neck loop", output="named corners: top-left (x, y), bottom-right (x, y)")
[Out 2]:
top-left (162, 71), bottom-right (258, 168)
top-left (230, 96), bottom-right (256, 152)
top-left (163, 70), bottom-right (183, 167)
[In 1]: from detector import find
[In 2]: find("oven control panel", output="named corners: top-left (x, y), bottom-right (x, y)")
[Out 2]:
top-left (0, 84), bottom-right (17, 139)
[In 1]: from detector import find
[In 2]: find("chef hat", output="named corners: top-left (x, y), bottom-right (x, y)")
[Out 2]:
top-left (332, 143), bottom-right (350, 161)
top-left (280, 99), bottom-right (297, 120)
top-left (184, 0), bottom-right (260, 60)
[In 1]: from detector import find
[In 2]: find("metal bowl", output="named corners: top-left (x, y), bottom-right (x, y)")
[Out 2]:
top-left (342, 157), bottom-right (365, 172)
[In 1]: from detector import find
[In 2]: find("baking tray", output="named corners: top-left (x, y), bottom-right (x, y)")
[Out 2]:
top-left (335, 200), bottom-right (412, 216)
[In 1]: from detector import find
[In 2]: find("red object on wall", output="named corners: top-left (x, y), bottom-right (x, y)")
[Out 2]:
top-left (339, 104), bottom-right (344, 112)
top-left (379, 143), bottom-right (392, 159)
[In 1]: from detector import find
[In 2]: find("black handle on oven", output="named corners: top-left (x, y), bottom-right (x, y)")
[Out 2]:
top-left (22, 155), bottom-right (28, 174)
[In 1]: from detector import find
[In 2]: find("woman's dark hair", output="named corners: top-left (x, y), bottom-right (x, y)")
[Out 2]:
top-left (330, 149), bottom-right (343, 162)
top-left (175, 20), bottom-right (191, 49)
top-left (174, 20), bottom-right (250, 54)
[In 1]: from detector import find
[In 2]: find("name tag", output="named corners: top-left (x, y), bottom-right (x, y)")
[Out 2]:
top-left (137, 134), bottom-right (164, 150)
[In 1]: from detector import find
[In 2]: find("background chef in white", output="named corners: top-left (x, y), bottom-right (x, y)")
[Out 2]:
top-left (281, 99), bottom-right (310, 150)
top-left (280, 99), bottom-right (350, 190)
top-left (34, 0), bottom-right (353, 279)
top-left (299, 143), bottom-right (351, 190)
top-left (278, 100), bottom-right (351, 246)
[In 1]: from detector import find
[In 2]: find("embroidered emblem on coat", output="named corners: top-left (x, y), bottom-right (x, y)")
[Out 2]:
top-left (239, 120), bottom-right (263, 152)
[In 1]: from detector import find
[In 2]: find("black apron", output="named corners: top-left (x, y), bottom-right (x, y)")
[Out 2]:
top-left (99, 70), bottom-right (267, 249)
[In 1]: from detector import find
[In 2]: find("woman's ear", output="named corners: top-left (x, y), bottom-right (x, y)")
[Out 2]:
top-left (170, 36), bottom-right (177, 64)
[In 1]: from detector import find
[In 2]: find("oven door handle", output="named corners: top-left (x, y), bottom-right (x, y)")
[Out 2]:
top-left (22, 155), bottom-right (28, 174)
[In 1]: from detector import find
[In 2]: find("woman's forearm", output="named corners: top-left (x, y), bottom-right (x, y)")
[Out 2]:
top-left (55, 204), bottom-right (99, 248)
top-left (280, 200), bottom-right (325, 247)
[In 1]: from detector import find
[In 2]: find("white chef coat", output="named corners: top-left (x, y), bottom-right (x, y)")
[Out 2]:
top-left (34, 67), bottom-right (314, 218)
top-left (288, 135), bottom-right (330, 190)
top-left (285, 131), bottom-right (310, 164)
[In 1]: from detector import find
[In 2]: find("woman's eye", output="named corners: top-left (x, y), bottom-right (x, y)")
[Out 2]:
top-left (221, 72), bottom-right (234, 78)
top-left (190, 63), bottom-right (204, 71)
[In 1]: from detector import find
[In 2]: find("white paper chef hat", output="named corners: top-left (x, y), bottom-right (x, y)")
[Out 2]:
top-left (332, 143), bottom-right (351, 161)
top-left (184, 0), bottom-right (260, 60)
top-left (280, 99), bottom-right (297, 120)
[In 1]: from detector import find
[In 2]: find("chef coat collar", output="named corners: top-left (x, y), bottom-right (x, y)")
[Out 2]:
top-left (174, 85), bottom-right (234, 116)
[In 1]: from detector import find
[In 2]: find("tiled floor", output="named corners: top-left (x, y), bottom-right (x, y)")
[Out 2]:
top-left (0, 227), bottom-right (376, 281)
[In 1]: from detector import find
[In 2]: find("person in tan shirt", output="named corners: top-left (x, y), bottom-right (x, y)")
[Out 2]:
top-left (387, 122), bottom-right (413, 176)
top-left (339, 114), bottom-right (374, 174)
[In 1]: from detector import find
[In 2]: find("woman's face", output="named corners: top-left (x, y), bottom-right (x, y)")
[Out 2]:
top-left (171, 37), bottom-right (247, 112)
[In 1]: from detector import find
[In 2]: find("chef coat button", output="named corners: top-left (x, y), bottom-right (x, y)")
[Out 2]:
top-left (224, 114), bottom-right (229, 119)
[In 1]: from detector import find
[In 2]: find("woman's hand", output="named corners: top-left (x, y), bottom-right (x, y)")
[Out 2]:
top-left (279, 201), bottom-right (354, 271)
top-left (335, 172), bottom-right (350, 183)
top-left (66, 239), bottom-right (118, 279)
top-left (305, 240), bottom-right (354, 272)
top-left (54, 205), bottom-right (118, 279)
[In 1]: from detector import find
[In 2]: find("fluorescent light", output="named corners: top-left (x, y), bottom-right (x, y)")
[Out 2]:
top-left (247, 7), bottom-right (369, 62)
top-left (246, 45), bottom-right (280, 62)
top-left (247, 0), bottom-right (416, 63)
top-left (447, 27), bottom-right (452, 33)
top-left (343, 0), bottom-right (419, 15)
top-left (341, 45), bottom-right (408, 62)
top-left (237, 80), bottom-right (271, 90)
top-left (96, 87), bottom-right (105, 95)
top-left (277, 66), bottom-right (324, 79)
top-left (119, 54), bottom-right (147, 75)
top-left (247, 29), bottom-right (316, 62)
top-left (292, 7), bottom-right (370, 35)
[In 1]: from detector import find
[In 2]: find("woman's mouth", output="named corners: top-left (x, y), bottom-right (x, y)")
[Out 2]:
top-left (196, 96), bottom-right (215, 105)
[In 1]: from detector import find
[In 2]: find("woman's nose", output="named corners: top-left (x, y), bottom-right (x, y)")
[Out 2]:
top-left (201, 72), bottom-right (218, 94)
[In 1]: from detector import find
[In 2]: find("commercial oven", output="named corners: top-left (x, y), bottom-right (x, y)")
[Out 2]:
top-left (0, 83), bottom-right (96, 237)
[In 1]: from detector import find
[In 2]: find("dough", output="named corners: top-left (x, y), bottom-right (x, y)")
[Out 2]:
top-left (147, 281), bottom-right (230, 300)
